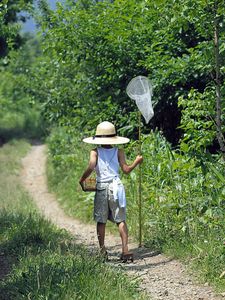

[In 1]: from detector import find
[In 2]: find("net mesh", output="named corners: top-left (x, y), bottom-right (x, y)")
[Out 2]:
top-left (126, 76), bottom-right (154, 124)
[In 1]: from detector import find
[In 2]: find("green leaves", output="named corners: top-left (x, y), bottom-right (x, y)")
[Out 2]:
top-left (178, 88), bottom-right (216, 153)
top-left (34, 0), bottom-right (153, 135)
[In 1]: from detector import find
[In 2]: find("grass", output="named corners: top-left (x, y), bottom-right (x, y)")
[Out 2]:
top-left (161, 237), bottom-right (225, 291)
top-left (0, 139), bottom-right (146, 300)
top-left (46, 129), bottom-right (225, 294)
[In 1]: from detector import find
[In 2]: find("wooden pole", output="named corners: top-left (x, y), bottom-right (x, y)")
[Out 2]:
top-left (138, 111), bottom-right (142, 247)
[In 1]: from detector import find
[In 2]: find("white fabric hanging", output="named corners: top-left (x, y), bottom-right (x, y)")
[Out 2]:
top-left (112, 177), bottom-right (126, 208)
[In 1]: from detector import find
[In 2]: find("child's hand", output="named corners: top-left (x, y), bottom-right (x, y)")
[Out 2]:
top-left (136, 155), bottom-right (143, 164)
top-left (79, 180), bottom-right (85, 191)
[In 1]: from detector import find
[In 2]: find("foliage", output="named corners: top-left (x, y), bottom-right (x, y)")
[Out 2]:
top-left (34, 0), bottom-right (148, 136)
top-left (0, 0), bottom-right (34, 58)
top-left (178, 88), bottom-right (217, 153)
top-left (31, 0), bottom-right (224, 147)
top-left (142, 0), bottom-right (225, 145)
top-left (0, 1), bottom-right (45, 143)
top-left (2, 0), bottom-right (224, 149)
top-left (0, 35), bottom-right (46, 142)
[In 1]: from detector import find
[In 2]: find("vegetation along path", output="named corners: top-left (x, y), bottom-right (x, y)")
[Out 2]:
top-left (20, 144), bottom-right (223, 300)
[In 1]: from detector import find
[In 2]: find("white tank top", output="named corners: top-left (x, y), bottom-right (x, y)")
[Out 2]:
top-left (95, 147), bottom-right (119, 182)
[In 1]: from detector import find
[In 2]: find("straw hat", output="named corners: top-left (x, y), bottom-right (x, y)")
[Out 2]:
top-left (83, 121), bottom-right (130, 145)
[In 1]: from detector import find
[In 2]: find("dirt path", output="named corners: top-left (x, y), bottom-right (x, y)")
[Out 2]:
top-left (20, 145), bottom-right (224, 300)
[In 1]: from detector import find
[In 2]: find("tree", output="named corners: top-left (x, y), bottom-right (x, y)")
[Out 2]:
top-left (33, 0), bottom-right (224, 154)
top-left (0, 0), bottom-right (34, 58)
top-left (34, 1), bottom-right (149, 134)
top-left (141, 0), bottom-right (225, 151)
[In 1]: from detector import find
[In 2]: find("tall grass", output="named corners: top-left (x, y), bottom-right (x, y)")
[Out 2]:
top-left (0, 140), bottom-right (146, 300)
top-left (47, 127), bottom-right (225, 293)
top-left (126, 133), bottom-right (225, 292)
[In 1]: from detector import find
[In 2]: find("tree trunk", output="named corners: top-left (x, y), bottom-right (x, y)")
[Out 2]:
top-left (214, 4), bottom-right (225, 160)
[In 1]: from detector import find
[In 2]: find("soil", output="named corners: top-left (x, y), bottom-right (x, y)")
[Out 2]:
top-left (20, 144), bottom-right (224, 300)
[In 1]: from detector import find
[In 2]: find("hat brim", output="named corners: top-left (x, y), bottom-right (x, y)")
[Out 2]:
top-left (83, 136), bottom-right (130, 145)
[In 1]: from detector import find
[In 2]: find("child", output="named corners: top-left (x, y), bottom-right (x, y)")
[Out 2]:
top-left (79, 121), bottom-right (143, 261)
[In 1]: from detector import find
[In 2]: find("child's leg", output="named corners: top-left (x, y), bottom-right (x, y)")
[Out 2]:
top-left (117, 221), bottom-right (129, 253)
top-left (97, 222), bottom-right (106, 251)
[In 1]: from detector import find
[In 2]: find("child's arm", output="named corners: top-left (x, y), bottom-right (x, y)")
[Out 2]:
top-left (79, 149), bottom-right (97, 190)
top-left (118, 149), bottom-right (143, 175)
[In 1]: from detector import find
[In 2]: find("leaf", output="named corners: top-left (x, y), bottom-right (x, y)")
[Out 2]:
top-left (209, 164), bottom-right (225, 182)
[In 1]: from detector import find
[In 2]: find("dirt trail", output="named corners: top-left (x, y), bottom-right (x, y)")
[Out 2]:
top-left (20, 145), bottom-right (224, 300)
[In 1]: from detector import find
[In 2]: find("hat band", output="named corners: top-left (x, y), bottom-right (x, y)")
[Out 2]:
top-left (94, 133), bottom-right (116, 138)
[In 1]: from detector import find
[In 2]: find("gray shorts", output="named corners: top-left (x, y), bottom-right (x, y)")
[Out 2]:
top-left (94, 181), bottom-right (126, 224)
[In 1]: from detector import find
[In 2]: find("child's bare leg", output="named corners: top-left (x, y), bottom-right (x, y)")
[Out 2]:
top-left (97, 222), bottom-right (106, 251)
top-left (117, 221), bottom-right (129, 253)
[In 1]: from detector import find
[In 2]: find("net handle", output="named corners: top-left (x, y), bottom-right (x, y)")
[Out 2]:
top-left (138, 111), bottom-right (142, 247)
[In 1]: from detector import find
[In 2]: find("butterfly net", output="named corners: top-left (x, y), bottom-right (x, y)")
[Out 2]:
top-left (126, 76), bottom-right (154, 124)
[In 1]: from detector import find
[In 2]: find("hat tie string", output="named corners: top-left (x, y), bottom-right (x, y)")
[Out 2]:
top-left (94, 133), bottom-right (116, 138)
